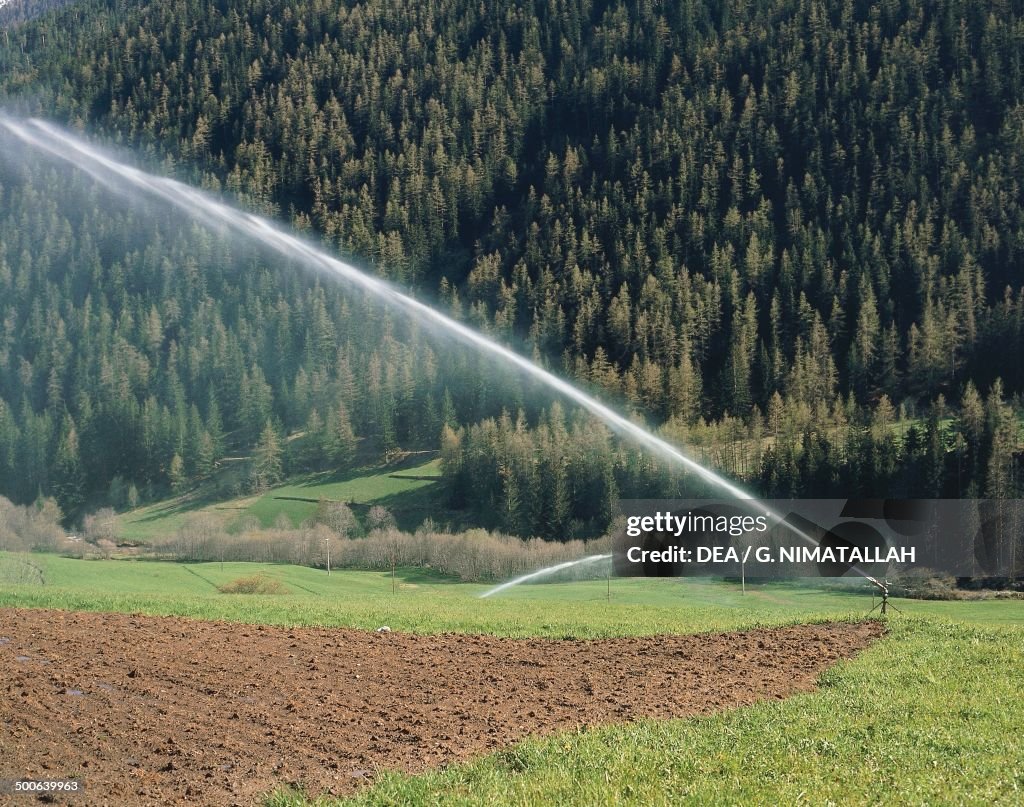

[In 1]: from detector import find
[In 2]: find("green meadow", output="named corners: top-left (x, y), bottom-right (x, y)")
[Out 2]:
top-left (2, 552), bottom-right (1020, 635)
top-left (116, 458), bottom-right (443, 541)
top-left (2, 553), bottom-right (1021, 805)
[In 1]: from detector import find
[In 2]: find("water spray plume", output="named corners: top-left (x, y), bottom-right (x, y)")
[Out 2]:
top-left (0, 114), bottom-right (757, 496)
top-left (0, 115), bottom-right (875, 595)
top-left (479, 554), bottom-right (612, 599)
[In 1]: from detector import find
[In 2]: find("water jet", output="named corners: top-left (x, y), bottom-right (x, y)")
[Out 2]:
top-left (0, 114), bottom-right (870, 596)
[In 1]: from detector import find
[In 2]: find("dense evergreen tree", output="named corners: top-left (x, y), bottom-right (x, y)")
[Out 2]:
top-left (252, 420), bottom-right (283, 490)
top-left (0, 0), bottom-right (1023, 531)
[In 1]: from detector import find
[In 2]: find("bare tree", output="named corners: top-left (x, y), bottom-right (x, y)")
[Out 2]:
top-left (83, 507), bottom-right (119, 544)
top-left (366, 505), bottom-right (396, 533)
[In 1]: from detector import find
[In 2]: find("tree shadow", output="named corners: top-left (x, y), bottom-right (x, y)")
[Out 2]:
top-left (286, 454), bottom-right (440, 490)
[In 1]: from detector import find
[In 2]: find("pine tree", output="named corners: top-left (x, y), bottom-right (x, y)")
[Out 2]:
top-left (252, 420), bottom-right (283, 490)
top-left (195, 431), bottom-right (216, 478)
top-left (984, 380), bottom-right (1016, 499)
top-left (53, 416), bottom-right (86, 519)
top-left (169, 453), bottom-right (188, 495)
top-left (499, 463), bottom-right (523, 535)
top-left (849, 274), bottom-right (881, 402)
top-left (327, 404), bottom-right (357, 468)
top-left (127, 483), bottom-right (140, 511)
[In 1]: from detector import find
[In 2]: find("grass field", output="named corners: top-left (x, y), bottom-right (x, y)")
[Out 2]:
top-left (116, 458), bottom-right (442, 541)
top-left (1, 553), bottom-right (1021, 805)
top-left (4, 552), bottom-right (1021, 636)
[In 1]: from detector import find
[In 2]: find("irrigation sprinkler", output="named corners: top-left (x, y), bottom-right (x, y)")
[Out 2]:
top-left (867, 577), bottom-right (901, 616)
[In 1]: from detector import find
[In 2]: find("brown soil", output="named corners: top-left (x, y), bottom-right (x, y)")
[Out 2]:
top-left (0, 609), bottom-right (883, 805)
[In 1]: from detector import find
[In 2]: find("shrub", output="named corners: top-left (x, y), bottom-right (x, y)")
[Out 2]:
top-left (0, 496), bottom-right (65, 552)
top-left (151, 514), bottom-right (612, 582)
top-left (0, 554), bottom-right (46, 586)
top-left (365, 505), bottom-right (396, 532)
top-left (312, 500), bottom-right (359, 537)
top-left (83, 507), bottom-right (119, 543)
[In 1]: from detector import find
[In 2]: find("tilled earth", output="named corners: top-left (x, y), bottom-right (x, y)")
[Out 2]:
top-left (0, 609), bottom-right (883, 805)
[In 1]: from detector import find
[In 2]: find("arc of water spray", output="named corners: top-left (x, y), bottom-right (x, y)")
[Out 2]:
top-left (479, 554), bottom-right (612, 599)
top-left (0, 115), bottom-right (877, 595)
top-left (0, 115), bottom-right (761, 496)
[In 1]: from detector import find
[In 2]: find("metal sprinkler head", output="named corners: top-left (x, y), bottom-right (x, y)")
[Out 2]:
top-left (867, 577), bottom-right (902, 616)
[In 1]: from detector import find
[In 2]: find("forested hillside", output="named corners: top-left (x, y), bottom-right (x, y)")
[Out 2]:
top-left (1, 0), bottom-right (1023, 533)
top-left (0, 0), bottom-right (76, 28)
